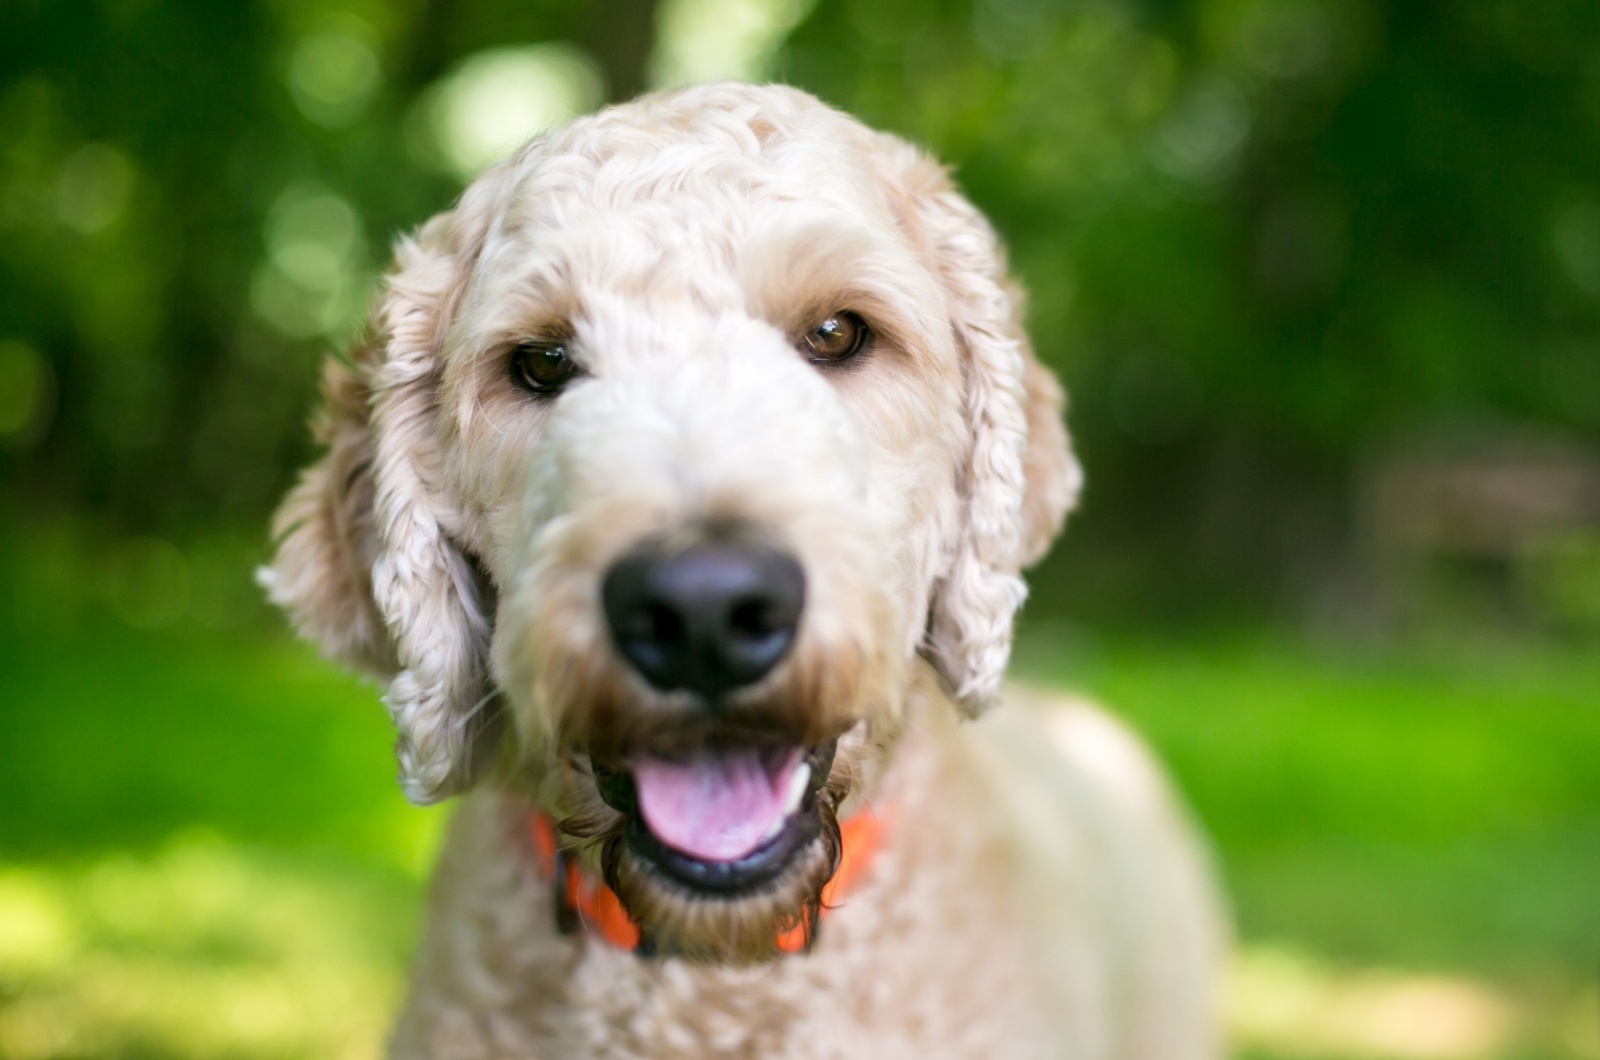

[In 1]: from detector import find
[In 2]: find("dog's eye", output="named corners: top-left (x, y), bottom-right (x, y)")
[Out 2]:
top-left (800, 312), bottom-right (869, 364)
top-left (511, 339), bottom-right (579, 395)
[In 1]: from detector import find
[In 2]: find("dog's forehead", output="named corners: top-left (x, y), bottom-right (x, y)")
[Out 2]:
top-left (514, 90), bottom-right (888, 223)
top-left (471, 111), bottom-right (907, 309)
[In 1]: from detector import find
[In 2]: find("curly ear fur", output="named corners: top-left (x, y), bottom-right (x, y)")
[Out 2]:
top-left (263, 166), bottom-right (511, 803)
top-left (1018, 335), bottom-right (1082, 567)
top-left (260, 356), bottom-right (395, 678)
top-left (875, 139), bottom-right (1083, 716)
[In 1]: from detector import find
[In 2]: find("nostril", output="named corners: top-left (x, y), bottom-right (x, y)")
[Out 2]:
top-left (728, 597), bottom-right (780, 640)
top-left (643, 602), bottom-right (685, 646)
top-left (617, 601), bottom-right (684, 676)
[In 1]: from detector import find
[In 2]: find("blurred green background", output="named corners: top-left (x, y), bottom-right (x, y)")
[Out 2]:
top-left (2, 0), bottom-right (1598, 1057)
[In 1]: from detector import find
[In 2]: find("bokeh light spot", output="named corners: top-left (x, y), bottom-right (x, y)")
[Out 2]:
top-left (649, 0), bottom-right (816, 88)
top-left (55, 143), bottom-right (133, 234)
top-left (0, 873), bottom-right (77, 977)
top-left (420, 45), bottom-right (603, 183)
top-left (287, 19), bottom-right (382, 128)
top-left (265, 183), bottom-right (363, 292)
top-left (1152, 78), bottom-right (1252, 186)
top-left (1225, 0), bottom-right (1337, 82)
top-left (1552, 198), bottom-right (1600, 294)
top-left (0, 339), bottom-right (54, 444)
top-left (251, 182), bottom-right (371, 339)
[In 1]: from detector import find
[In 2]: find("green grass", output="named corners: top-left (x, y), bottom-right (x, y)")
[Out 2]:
top-left (0, 529), bottom-right (438, 1058)
top-left (1013, 626), bottom-right (1600, 973)
top-left (2, 531), bottom-right (1597, 1058)
top-left (1014, 622), bottom-right (1600, 1058)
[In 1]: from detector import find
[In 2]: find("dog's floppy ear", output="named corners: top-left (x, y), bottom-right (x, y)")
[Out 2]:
top-left (261, 356), bottom-right (395, 678)
top-left (262, 165), bottom-right (511, 803)
top-left (873, 137), bottom-right (1083, 717)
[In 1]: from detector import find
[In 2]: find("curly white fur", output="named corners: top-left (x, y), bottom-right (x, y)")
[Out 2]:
top-left (264, 83), bottom-right (1220, 1058)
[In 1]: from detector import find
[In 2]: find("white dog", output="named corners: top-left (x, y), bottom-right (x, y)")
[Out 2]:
top-left (264, 82), bottom-right (1223, 1058)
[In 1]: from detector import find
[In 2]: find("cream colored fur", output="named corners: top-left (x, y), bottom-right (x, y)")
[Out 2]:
top-left (263, 82), bottom-right (1223, 1058)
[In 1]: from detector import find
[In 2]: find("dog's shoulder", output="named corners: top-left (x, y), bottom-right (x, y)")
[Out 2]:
top-left (990, 686), bottom-right (1184, 821)
top-left (954, 686), bottom-right (1228, 1057)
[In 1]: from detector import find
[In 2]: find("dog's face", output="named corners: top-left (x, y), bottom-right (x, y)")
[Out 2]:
top-left (264, 84), bottom-right (1080, 961)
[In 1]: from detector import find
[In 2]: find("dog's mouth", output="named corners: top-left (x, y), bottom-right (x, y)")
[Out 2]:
top-left (593, 739), bottom-right (836, 895)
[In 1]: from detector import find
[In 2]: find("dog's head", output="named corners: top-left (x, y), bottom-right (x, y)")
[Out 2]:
top-left (263, 83), bottom-right (1080, 960)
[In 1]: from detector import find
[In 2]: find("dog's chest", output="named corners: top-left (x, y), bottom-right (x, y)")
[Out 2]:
top-left (392, 713), bottom-right (1203, 1060)
top-left (546, 897), bottom-right (1056, 1060)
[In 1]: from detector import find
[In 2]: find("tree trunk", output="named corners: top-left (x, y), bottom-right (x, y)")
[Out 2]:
top-left (581, 0), bottom-right (660, 102)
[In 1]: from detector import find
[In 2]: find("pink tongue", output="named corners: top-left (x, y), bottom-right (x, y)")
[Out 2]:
top-left (633, 748), bottom-right (803, 863)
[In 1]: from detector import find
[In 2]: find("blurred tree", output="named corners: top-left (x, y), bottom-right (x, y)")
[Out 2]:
top-left (781, 0), bottom-right (1600, 620)
top-left (0, 0), bottom-right (649, 538)
top-left (2, 0), bottom-right (1597, 625)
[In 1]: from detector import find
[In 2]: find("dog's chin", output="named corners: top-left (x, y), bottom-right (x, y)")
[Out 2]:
top-left (589, 739), bottom-right (844, 963)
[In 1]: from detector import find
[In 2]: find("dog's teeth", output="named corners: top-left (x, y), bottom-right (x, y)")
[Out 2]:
top-left (782, 763), bottom-right (811, 816)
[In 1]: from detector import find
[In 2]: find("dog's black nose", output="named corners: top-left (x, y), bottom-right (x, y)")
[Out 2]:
top-left (601, 539), bottom-right (806, 700)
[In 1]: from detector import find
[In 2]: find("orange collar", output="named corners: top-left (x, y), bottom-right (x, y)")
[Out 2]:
top-left (527, 807), bottom-right (886, 956)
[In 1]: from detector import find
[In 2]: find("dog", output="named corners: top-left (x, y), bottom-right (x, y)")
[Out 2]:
top-left (262, 82), bottom-right (1223, 1059)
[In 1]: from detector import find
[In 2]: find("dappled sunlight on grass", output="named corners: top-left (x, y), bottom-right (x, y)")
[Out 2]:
top-left (0, 533), bottom-right (433, 1059)
top-left (1228, 943), bottom-right (1600, 1059)
top-left (1230, 944), bottom-right (1518, 1059)
top-left (0, 837), bottom-right (414, 1060)
top-left (4, 840), bottom-right (1590, 1060)
top-left (2, 532), bottom-right (1596, 1058)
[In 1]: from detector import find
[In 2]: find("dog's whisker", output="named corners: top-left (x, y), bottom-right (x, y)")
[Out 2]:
top-left (452, 688), bottom-right (503, 782)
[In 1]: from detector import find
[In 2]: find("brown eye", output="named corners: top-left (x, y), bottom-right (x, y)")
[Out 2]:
top-left (801, 312), bottom-right (869, 364)
top-left (511, 338), bottom-right (579, 395)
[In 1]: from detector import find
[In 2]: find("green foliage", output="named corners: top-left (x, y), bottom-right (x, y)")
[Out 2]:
top-left (784, 0), bottom-right (1600, 445)
top-left (2, 0), bottom-right (1597, 619)
top-left (781, 0), bottom-right (1600, 615)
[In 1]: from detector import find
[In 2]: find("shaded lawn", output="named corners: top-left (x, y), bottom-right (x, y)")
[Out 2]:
top-left (0, 605), bottom-right (437, 869)
top-left (2, 543), bottom-right (1597, 1058)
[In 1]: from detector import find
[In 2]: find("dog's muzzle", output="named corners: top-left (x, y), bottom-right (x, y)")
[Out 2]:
top-left (594, 534), bottom-right (831, 893)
